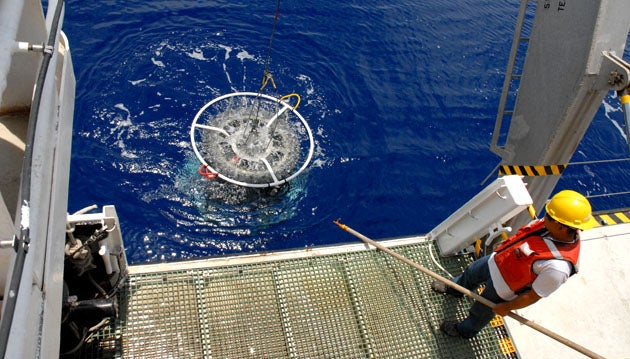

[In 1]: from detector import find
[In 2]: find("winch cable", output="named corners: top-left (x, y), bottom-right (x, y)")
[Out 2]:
top-left (333, 220), bottom-right (607, 359)
top-left (259, 0), bottom-right (281, 94)
top-left (481, 158), bottom-right (630, 203)
top-left (243, 0), bottom-right (283, 148)
top-left (0, 0), bottom-right (65, 356)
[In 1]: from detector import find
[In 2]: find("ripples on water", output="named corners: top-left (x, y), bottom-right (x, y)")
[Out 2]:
top-left (66, 0), bottom-right (630, 263)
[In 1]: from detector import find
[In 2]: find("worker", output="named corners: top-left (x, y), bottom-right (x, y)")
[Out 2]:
top-left (431, 190), bottom-right (598, 338)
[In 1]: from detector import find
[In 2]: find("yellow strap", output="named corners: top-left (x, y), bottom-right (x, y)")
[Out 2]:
top-left (260, 71), bottom-right (277, 92)
top-left (279, 93), bottom-right (301, 109)
top-left (527, 205), bottom-right (537, 220)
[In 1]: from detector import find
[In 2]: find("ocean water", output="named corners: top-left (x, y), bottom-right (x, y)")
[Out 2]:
top-left (64, 0), bottom-right (630, 264)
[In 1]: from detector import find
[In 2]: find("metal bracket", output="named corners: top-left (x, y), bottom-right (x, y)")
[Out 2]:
top-left (598, 51), bottom-right (630, 91)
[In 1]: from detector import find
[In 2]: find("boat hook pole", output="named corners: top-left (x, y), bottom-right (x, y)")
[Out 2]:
top-left (333, 219), bottom-right (607, 359)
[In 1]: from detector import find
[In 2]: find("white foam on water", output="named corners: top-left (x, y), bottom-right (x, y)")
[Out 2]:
top-left (236, 50), bottom-right (255, 61)
top-left (111, 103), bottom-right (138, 159)
top-left (187, 48), bottom-right (207, 60)
top-left (151, 57), bottom-right (165, 67)
top-left (129, 78), bottom-right (147, 85)
top-left (602, 98), bottom-right (627, 141)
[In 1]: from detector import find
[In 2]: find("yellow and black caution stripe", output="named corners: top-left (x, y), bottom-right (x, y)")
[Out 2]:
top-left (477, 286), bottom-right (518, 358)
top-left (499, 164), bottom-right (567, 177)
top-left (593, 209), bottom-right (630, 226)
top-left (490, 315), bottom-right (519, 359)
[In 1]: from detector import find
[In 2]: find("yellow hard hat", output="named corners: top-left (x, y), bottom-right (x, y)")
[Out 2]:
top-left (545, 190), bottom-right (598, 230)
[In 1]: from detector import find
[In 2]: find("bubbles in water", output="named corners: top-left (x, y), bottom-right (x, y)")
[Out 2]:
top-left (201, 106), bottom-right (300, 184)
top-left (172, 153), bottom-right (309, 257)
top-left (191, 92), bottom-right (314, 189)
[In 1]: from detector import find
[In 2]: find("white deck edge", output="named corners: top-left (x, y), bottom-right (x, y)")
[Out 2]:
top-left (129, 235), bottom-right (430, 274)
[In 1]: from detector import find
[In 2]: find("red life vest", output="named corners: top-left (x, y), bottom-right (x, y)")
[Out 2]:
top-left (493, 219), bottom-right (580, 293)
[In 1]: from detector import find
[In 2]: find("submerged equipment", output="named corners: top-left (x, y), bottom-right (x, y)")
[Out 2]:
top-left (190, 92), bottom-right (314, 188)
top-left (190, 0), bottom-right (314, 189)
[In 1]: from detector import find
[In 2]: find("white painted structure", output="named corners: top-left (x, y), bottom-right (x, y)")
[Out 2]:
top-left (491, 0), bottom-right (630, 229)
top-left (0, 0), bottom-right (76, 357)
top-left (429, 175), bottom-right (533, 256)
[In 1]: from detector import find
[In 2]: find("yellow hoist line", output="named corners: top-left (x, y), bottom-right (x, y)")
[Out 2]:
top-left (260, 71), bottom-right (277, 92)
top-left (279, 93), bottom-right (301, 109)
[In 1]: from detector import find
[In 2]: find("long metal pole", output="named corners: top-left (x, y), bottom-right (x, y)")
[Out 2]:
top-left (334, 220), bottom-right (607, 359)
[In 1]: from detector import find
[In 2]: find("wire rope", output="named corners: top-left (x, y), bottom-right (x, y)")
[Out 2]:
top-left (244, 0), bottom-right (282, 149)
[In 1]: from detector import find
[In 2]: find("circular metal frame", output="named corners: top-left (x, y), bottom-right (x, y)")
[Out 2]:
top-left (190, 92), bottom-right (314, 188)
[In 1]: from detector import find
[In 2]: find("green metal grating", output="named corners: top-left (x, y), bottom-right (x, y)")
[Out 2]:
top-left (80, 241), bottom-right (518, 358)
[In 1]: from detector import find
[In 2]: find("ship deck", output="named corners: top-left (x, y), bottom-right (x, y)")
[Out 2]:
top-left (81, 237), bottom-right (517, 358)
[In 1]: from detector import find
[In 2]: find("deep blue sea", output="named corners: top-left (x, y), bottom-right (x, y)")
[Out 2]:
top-left (64, 0), bottom-right (630, 264)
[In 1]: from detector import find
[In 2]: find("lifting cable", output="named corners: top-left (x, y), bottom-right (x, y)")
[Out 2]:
top-left (481, 158), bottom-right (630, 201)
top-left (243, 0), bottom-right (300, 156)
top-left (259, 0), bottom-right (281, 94)
top-left (244, 0), bottom-right (281, 143)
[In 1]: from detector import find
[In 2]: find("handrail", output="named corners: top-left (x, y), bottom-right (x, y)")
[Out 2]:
top-left (0, 1), bottom-right (66, 357)
top-left (489, 0), bottom-right (532, 157)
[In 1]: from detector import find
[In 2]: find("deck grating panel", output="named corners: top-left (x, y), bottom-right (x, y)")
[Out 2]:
top-left (122, 271), bottom-right (204, 358)
top-left (81, 241), bottom-right (515, 358)
top-left (197, 267), bottom-right (288, 358)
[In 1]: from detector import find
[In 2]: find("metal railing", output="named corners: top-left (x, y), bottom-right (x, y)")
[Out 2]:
top-left (0, 1), bottom-right (66, 357)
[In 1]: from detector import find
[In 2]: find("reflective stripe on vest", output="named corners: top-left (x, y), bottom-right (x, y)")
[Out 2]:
top-left (542, 237), bottom-right (563, 259)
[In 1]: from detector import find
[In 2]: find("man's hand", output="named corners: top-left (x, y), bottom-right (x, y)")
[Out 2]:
top-left (493, 302), bottom-right (512, 316)
top-left (493, 290), bottom-right (541, 316)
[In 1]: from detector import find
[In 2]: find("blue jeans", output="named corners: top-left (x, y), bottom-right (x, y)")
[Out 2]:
top-left (448, 255), bottom-right (505, 338)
